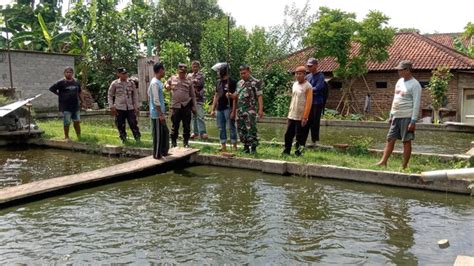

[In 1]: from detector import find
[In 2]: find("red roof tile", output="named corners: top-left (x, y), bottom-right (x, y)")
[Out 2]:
top-left (425, 33), bottom-right (471, 49)
top-left (274, 32), bottom-right (474, 72)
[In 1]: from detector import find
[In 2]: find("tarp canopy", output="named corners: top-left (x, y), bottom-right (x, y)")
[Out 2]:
top-left (0, 94), bottom-right (41, 118)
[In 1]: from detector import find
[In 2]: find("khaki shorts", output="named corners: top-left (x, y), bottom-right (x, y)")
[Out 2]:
top-left (387, 117), bottom-right (414, 142)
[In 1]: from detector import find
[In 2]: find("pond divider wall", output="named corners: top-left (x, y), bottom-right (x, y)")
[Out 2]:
top-left (190, 154), bottom-right (472, 195)
top-left (1, 139), bottom-right (470, 210)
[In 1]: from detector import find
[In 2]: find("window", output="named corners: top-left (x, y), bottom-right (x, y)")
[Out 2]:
top-left (375, 82), bottom-right (387, 89)
top-left (329, 81), bottom-right (342, 90)
top-left (420, 81), bottom-right (429, 88)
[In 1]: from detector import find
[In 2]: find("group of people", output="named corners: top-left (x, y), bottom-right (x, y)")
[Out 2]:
top-left (49, 58), bottom-right (421, 169)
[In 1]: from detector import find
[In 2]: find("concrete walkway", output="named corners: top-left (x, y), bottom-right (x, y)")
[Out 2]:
top-left (0, 147), bottom-right (198, 209)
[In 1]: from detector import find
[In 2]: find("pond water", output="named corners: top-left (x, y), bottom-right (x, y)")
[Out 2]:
top-left (0, 146), bottom-right (129, 188)
top-left (0, 165), bottom-right (472, 264)
top-left (81, 116), bottom-right (473, 154)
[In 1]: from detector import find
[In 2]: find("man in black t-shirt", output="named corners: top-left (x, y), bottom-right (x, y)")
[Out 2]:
top-left (49, 66), bottom-right (83, 140)
top-left (210, 63), bottom-right (238, 152)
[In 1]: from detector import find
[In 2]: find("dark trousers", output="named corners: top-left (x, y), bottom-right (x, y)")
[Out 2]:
top-left (152, 118), bottom-right (169, 159)
top-left (170, 103), bottom-right (192, 145)
top-left (302, 103), bottom-right (324, 143)
top-left (115, 109), bottom-right (141, 141)
top-left (284, 119), bottom-right (307, 153)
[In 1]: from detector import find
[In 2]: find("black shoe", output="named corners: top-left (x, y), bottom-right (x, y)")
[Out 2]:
top-left (171, 140), bottom-right (177, 148)
top-left (295, 147), bottom-right (303, 156)
top-left (243, 145), bottom-right (250, 153)
top-left (282, 149), bottom-right (291, 156)
top-left (251, 145), bottom-right (257, 153)
top-left (295, 149), bottom-right (303, 156)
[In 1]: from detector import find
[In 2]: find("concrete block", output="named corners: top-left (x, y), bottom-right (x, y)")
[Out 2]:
top-left (101, 145), bottom-right (123, 155)
top-left (261, 159), bottom-right (288, 175)
top-left (454, 256), bottom-right (474, 266)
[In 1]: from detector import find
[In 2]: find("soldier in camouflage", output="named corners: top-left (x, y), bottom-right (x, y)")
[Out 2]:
top-left (231, 64), bottom-right (264, 153)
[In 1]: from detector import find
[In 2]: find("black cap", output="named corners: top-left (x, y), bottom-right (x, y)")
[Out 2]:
top-left (117, 67), bottom-right (127, 74)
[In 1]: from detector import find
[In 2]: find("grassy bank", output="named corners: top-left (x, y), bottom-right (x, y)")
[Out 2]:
top-left (37, 119), bottom-right (469, 174)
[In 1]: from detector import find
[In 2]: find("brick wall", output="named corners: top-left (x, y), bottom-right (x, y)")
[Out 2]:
top-left (0, 50), bottom-right (75, 111)
top-left (325, 70), bottom-right (466, 121)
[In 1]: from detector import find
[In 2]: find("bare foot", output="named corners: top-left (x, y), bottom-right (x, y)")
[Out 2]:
top-left (375, 161), bottom-right (386, 167)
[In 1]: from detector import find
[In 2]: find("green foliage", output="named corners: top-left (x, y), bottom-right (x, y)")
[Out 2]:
top-left (348, 136), bottom-right (373, 155)
top-left (159, 40), bottom-right (190, 76)
top-left (150, 0), bottom-right (225, 59)
top-left (305, 7), bottom-right (395, 115)
top-left (261, 64), bottom-right (293, 117)
top-left (454, 22), bottom-right (474, 57)
top-left (0, 95), bottom-right (11, 106)
top-left (268, 0), bottom-right (316, 54)
top-left (396, 28), bottom-right (420, 33)
top-left (427, 66), bottom-right (453, 124)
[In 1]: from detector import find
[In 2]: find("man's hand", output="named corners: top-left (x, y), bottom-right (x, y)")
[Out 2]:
top-left (301, 119), bottom-right (308, 127)
top-left (135, 108), bottom-right (140, 115)
top-left (192, 106), bottom-right (197, 114)
top-left (226, 92), bottom-right (236, 100)
top-left (230, 111), bottom-right (236, 120)
top-left (111, 106), bottom-right (118, 116)
top-left (408, 123), bottom-right (416, 132)
top-left (210, 110), bottom-right (216, 118)
top-left (258, 109), bottom-right (264, 119)
top-left (159, 113), bottom-right (165, 123)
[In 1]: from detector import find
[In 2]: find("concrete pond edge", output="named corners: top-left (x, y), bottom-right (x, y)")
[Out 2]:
top-left (23, 139), bottom-right (474, 197)
top-left (190, 154), bottom-right (473, 195)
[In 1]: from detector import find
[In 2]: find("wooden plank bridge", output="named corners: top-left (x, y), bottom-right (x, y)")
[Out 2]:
top-left (0, 148), bottom-right (198, 209)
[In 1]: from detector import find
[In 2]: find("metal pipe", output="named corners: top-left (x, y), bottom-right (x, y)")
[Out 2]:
top-left (421, 168), bottom-right (474, 182)
top-left (6, 19), bottom-right (14, 91)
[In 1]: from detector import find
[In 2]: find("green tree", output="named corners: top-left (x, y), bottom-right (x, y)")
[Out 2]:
top-left (427, 66), bottom-right (453, 124)
top-left (305, 7), bottom-right (395, 115)
top-left (0, 0), bottom-right (64, 51)
top-left (454, 22), bottom-right (474, 57)
top-left (150, 0), bottom-right (225, 59)
top-left (159, 40), bottom-right (190, 78)
top-left (245, 27), bottom-right (274, 77)
top-left (397, 27), bottom-right (420, 33)
top-left (200, 17), bottom-right (249, 98)
top-left (121, 0), bottom-right (154, 50)
top-left (268, 0), bottom-right (316, 54)
top-left (261, 64), bottom-right (293, 117)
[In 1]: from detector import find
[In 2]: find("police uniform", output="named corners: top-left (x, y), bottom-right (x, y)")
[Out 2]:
top-left (107, 71), bottom-right (141, 142)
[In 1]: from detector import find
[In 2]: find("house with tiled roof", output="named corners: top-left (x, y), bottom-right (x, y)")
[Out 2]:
top-left (273, 32), bottom-right (474, 123)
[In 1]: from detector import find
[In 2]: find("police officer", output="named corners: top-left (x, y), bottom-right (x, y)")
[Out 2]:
top-left (107, 67), bottom-right (141, 143)
top-left (232, 64), bottom-right (264, 153)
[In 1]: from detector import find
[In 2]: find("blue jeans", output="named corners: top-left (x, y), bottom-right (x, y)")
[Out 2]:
top-left (192, 104), bottom-right (207, 135)
top-left (63, 110), bottom-right (80, 126)
top-left (216, 108), bottom-right (237, 144)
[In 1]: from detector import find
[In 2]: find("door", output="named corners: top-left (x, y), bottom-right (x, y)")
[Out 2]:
top-left (462, 88), bottom-right (474, 124)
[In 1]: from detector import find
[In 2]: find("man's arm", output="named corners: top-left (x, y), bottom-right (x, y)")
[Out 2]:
top-left (49, 82), bottom-right (59, 95)
top-left (131, 82), bottom-right (139, 112)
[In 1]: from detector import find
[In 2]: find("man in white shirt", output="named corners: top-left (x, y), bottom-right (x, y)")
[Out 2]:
top-left (377, 60), bottom-right (422, 169)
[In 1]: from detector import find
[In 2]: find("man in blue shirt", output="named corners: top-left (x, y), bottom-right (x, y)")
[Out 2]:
top-left (304, 58), bottom-right (328, 146)
top-left (148, 62), bottom-right (169, 159)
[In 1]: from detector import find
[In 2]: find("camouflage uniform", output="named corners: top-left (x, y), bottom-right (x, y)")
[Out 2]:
top-left (236, 76), bottom-right (263, 147)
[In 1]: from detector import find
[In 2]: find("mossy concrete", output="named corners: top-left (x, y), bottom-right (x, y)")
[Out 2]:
top-left (191, 154), bottom-right (472, 195)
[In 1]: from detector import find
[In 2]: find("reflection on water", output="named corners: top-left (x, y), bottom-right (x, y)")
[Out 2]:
top-left (0, 165), bottom-right (472, 264)
top-left (0, 146), bottom-right (129, 188)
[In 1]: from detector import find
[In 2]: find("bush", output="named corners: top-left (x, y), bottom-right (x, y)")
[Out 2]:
top-left (348, 136), bottom-right (373, 155)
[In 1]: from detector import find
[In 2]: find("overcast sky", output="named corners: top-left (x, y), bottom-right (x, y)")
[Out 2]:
top-left (0, 0), bottom-right (471, 34)
top-left (218, 0), bottom-right (473, 34)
